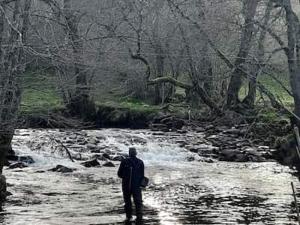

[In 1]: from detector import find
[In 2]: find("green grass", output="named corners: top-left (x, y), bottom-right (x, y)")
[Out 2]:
top-left (257, 107), bottom-right (290, 123)
top-left (20, 69), bottom-right (295, 119)
top-left (20, 70), bottom-right (63, 115)
top-left (259, 73), bottom-right (293, 105)
top-left (21, 70), bottom-right (160, 116)
top-left (96, 98), bottom-right (160, 113)
top-left (240, 73), bottom-right (294, 106)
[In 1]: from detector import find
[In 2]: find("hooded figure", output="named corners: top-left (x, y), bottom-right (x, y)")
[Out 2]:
top-left (118, 147), bottom-right (144, 223)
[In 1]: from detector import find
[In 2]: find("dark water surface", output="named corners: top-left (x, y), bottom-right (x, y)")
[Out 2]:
top-left (0, 129), bottom-right (298, 225)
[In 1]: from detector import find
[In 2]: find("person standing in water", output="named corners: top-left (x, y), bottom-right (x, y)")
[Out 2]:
top-left (118, 147), bottom-right (145, 224)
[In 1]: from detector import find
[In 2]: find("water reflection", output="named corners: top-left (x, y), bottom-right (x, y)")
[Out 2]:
top-left (145, 196), bottom-right (182, 225)
top-left (145, 163), bottom-right (298, 225)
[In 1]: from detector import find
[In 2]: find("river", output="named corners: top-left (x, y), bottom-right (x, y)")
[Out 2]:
top-left (0, 129), bottom-right (298, 225)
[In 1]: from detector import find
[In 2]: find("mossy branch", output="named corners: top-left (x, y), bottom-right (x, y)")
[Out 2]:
top-left (147, 77), bottom-right (192, 90)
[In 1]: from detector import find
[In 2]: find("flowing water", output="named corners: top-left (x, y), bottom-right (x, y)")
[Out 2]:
top-left (0, 129), bottom-right (299, 225)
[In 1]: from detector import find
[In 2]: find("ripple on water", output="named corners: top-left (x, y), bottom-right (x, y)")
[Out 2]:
top-left (1, 129), bottom-right (299, 225)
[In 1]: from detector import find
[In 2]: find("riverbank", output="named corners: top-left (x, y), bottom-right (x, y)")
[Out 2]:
top-left (15, 105), bottom-right (297, 166)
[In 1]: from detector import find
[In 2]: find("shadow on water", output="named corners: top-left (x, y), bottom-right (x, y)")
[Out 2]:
top-left (94, 205), bottom-right (161, 225)
top-left (0, 204), bottom-right (11, 225)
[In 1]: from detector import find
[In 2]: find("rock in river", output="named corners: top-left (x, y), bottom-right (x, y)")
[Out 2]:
top-left (102, 153), bottom-right (111, 160)
top-left (111, 155), bottom-right (124, 161)
top-left (103, 161), bottom-right (115, 167)
top-left (81, 159), bottom-right (100, 168)
top-left (9, 162), bottom-right (28, 169)
top-left (6, 155), bottom-right (35, 164)
top-left (49, 165), bottom-right (76, 173)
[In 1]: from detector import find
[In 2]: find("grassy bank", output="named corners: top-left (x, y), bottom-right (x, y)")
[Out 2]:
top-left (20, 70), bottom-right (294, 123)
top-left (20, 70), bottom-right (63, 115)
top-left (240, 73), bottom-right (293, 107)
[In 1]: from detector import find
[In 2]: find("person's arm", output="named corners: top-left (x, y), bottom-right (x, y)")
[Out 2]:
top-left (141, 161), bottom-right (144, 178)
top-left (117, 160), bottom-right (125, 178)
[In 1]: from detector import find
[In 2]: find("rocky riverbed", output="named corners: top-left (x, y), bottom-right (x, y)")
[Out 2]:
top-left (0, 128), bottom-right (299, 224)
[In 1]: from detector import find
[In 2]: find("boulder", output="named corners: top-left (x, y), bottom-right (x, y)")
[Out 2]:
top-left (151, 115), bottom-right (185, 131)
top-left (81, 159), bottom-right (100, 168)
top-left (86, 144), bottom-right (97, 150)
top-left (186, 156), bottom-right (195, 162)
top-left (19, 156), bottom-right (35, 164)
top-left (102, 153), bottom-right (111, 160)
top-left (111, 155), bottom-right (125, 161)
top-left (219, 149), bottom-right (266, 162)
top-left (6, 155), bottom-right (35, 164)
top-left (92, 154), bottom-right (106, 161)
top-left (103, 161), bottom-right (115, 167)
top-left (9, 162), bottom-right (28, 169)
top-left (49, 165), bottom-right (76, 173)
top-left (176, 140), bottom-right (188, 147)
top-left (188, 147), bottom-right (199, 153)
top-left (219, 149), bottom-right (240, 162)
top-left (247, 154), bottom-right (266, 162)
top-left (150, 123), bottom-right (168, 132)
top-left (234, 153), bottom-right (248, 162)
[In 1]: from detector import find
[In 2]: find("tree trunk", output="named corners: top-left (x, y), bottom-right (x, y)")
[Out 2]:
top-left (63, 0), bottom-right (95, 119)
top-left (154, 46), bottom-right (165, 105)
top-left (197, 0), bottom-right (213, 97)
top-left (243, 0), bottom-right (272, 108)
top-left (226, 0), bottom-right (259, 108)
top-left (0, 131), bottom-right (13, 174)
top-left (0, 0), bottom-right (31, 202)
top-left (282, 1), bottom-right (300, 127)
top-left (148, 76), bottom-right (222, 114)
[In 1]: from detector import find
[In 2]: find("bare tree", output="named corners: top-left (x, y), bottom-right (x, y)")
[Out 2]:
top-left (57, 0), bottom-right (96, 118)
top-left (226, 0), bottom-right (260, 108)
top-left (242, 0), bottom-right (273, 108)
top-left (0, 0), bottom-right (32, 197)
top-left (268, 0), bottom-right (300, 125)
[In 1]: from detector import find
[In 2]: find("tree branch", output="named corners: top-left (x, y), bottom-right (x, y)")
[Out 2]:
top-left (147, 77), bottom-right (192, 90)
